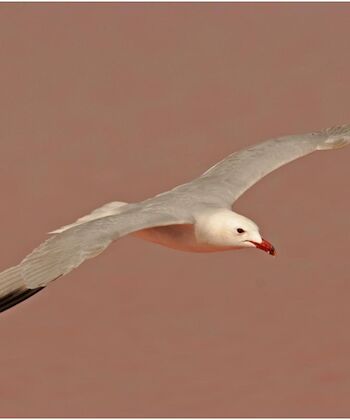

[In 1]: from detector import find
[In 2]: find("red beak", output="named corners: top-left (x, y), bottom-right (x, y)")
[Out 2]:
top-left (250, 239), bottom-right (276, 256)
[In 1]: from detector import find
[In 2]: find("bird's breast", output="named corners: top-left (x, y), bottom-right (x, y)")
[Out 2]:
top-left (132, 224), bottom-right (222, 253)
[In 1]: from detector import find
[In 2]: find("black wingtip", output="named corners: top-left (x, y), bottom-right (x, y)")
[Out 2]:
top-left (0, 287), bottom-right (44, 313)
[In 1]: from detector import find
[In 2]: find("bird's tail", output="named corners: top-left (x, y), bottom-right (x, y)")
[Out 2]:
top-left (317, 124), bottom-right (350, 150)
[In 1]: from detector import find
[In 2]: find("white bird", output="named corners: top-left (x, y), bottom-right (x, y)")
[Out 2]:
top-left (0, 124), bottom-right (349, 312)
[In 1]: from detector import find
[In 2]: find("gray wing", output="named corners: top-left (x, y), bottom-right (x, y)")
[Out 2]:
top-left (161, 124), bottom-right (350, 209)
top-left (0, 207), bottom-right (192, 311)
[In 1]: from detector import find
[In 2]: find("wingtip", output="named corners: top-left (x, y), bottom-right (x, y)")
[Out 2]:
top-left (324, 137), bottom-right (350, 149)
top-left (317, 123), bottom-right (350, 150)
top-left (0, 287), bottom-right (44, 313)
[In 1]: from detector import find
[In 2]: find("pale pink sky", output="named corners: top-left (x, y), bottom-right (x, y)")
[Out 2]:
top-left (0, 3), bottom-right (349, 417)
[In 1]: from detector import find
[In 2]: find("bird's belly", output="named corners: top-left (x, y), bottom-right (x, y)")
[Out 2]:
top-left (132, 224), bottom-right (222, 253)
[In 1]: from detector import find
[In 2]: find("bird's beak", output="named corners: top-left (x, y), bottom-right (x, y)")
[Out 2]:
top-left (250, 239), bottom-right (276, 256)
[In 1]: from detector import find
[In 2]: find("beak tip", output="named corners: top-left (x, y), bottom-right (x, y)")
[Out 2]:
top-left (250, 239), bottom-right (276, 256)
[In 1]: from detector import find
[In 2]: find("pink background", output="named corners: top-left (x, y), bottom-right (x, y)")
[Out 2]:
top-left (0, 3), bottom-right (349, 417)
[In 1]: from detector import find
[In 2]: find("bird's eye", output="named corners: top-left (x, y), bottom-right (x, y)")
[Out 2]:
top-left (236, 228), bottom-right (245, 234)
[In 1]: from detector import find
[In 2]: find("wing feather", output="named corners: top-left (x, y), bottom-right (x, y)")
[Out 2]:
top-left (163, 123), bottom-right (350, 209)
top-left (0, 208), bottom-right (191, 311)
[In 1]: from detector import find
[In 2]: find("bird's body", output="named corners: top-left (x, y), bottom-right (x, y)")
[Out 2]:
top-left (0, 123), bottom-right (349, 312)
top-left (134, 223), bottom-right (206, 252)
top-left (134, 209), bottom-right (256, 253)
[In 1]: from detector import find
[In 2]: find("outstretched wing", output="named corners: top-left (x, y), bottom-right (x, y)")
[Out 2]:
top-left (0, 208), bottom-right (192, 312)
top-left (167, 124), bottom-right (350, 209)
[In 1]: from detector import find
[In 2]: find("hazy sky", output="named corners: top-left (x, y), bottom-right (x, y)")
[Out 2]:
top-left (0, 3), bottom-right (349, 417)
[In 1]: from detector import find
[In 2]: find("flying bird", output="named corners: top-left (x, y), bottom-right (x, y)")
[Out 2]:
top-left (0, 124), bottom-right (349, 313)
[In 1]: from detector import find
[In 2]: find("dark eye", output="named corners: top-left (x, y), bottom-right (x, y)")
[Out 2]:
top-left (237, 228), bottom-right (245, 234)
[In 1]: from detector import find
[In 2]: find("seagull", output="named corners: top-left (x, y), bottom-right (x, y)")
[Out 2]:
top-left (0, 124), bottom-right (349, 313)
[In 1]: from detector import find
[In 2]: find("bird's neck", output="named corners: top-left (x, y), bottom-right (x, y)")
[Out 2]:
top-left (194, 208), bottom-right (237, 248)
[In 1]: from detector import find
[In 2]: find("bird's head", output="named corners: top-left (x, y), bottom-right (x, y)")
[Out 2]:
top-left (195, 209), bottom-right (276, 255)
